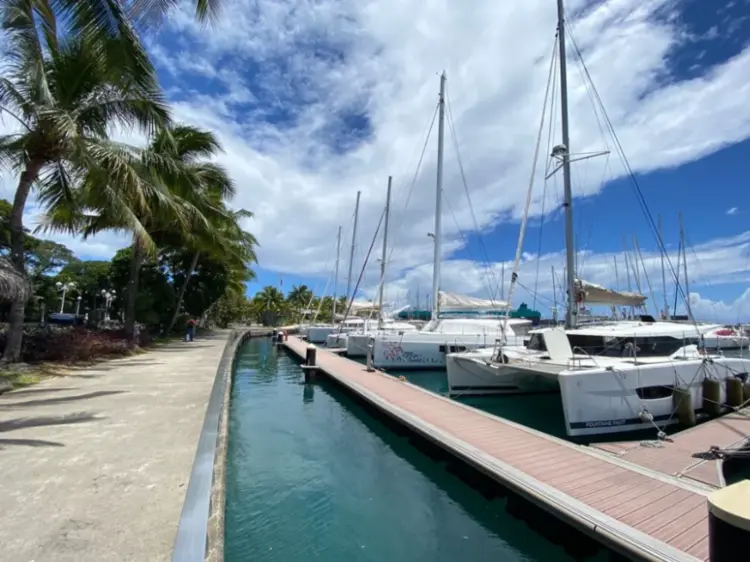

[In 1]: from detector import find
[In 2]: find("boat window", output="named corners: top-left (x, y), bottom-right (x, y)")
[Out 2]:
top-left (635, 385), bottom-right (674, 400)
top-left (439, 344), bottom-right (468, 353)
top-left (526, 333), bottom-right (547, 351)
top-left (567, 335), bottom-right (698, 358)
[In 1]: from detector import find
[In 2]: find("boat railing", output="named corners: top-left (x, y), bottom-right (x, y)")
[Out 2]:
top-left (568, 346), bottom-right (604, 370)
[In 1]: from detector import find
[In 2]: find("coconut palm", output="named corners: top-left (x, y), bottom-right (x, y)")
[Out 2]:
top-left (0, 255), bottom-right (30, 303)
top-left (0, 3), bottom-right (169, 360)
top-left (253, 286), bottom-right (285, 312)
top-left (287, 284), bottom-right (313, 317)
top-left (164, 205), bottom-right (258, 335)
top-left (50, 125), bottom-right (235, 338)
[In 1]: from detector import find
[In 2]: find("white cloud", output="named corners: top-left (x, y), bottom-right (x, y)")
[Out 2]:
top-left (727, 206), bottom-right (739, 215)
top-left (3, 0), bottom-right (750, 320)
top-left (371, 230), bottom-right (750, 323)
top-left (140, 0), bottom-right (750, 276)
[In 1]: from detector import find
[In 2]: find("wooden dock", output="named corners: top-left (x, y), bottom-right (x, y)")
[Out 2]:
top-left (592, 408), bottom-right (749, 489)
top-left (282, 336), bottom-right (741, 562)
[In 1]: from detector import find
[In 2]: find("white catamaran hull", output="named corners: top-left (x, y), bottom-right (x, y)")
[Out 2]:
top-left (326, 333), bottom-right (348, 348)
top-left (347, 334), bottom-right (372, 357)
top-left (372, 335), bottom-right (525, 370)
top-left (559, 356), bottom-right (750, 437)
top-left (446, 351), bottom-right (559, 396)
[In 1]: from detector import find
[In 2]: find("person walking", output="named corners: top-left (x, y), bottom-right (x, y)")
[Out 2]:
top-left (186, 318), bottom-right (196, 342)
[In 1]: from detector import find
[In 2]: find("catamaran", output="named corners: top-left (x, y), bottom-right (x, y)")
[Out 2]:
top-left (370, 291), bottom-right (533, 369)
top-left (446, 0), bottom-right (750, 437)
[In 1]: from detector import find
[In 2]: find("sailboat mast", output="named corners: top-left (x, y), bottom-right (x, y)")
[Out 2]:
top-left (332, 225), bottom-right (342, 321)
top-left (679, 212), bottom-right (692, 321)
top-left (345, 191), bottom-right (361, 309)
top-left (658, 215), bottom-right (668, 319)
top-left (501, 262), bottom-right (506, 301)
top-left (556, 0), bottom-right (576, 330)
top-left (431, 71), bottom-right (447, 321)
top-left (551, 265), bottom-right (558, 324)
top-left (378, 177), bottom-right (392, 329)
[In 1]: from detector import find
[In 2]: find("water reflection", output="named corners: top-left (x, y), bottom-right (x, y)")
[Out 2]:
top-left (303, 384), bottom-right (315, 404)
top-left (226, 337), bottom-right (607, 562)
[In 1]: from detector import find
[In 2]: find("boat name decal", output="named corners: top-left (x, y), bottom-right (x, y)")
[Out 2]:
top-left (380, 342), bottom-right (441, 364)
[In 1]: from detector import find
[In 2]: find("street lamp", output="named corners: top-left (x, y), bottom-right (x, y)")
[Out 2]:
top-left (75, 295), bottom-right (82, 316)
top-left (56, 281), bottom-right (75, 313)
top-left (101, 289), bottom-right (116, 321)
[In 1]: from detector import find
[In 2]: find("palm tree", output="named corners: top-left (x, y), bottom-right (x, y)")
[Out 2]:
top-left (0, 4), bottom-right (169, 360)
top-left (287, 284), bottom-right (313, 315)
top-left (254, 286), bottom-right (285, 312)
top-left (0, 256), bottom-right (30, 303)
top-left (71, 125), bottom-right (234, 338)
top-left (164, 205), bottom-right (258, 334)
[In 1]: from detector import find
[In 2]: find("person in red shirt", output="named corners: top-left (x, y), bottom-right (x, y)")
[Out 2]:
top-left (186, 318), bottom-right (196, 341)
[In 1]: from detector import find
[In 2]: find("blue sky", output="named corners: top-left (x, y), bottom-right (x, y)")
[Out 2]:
top-left (8, 0), bottom-right (750, 322)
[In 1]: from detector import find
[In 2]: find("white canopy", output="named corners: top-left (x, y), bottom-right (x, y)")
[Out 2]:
top-left (349, 299), bottom-right (379, 312)
top-left (438, 291), bottom-right (510, 311)
top-left (575, 279), bottom-right (647, 307)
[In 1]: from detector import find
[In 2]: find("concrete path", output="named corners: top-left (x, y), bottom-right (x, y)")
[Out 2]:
top-left (0, 331), bottom-right (230, 562)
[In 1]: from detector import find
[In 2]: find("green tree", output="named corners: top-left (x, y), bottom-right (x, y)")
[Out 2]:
top-left (48, 125), bottom-right (235, 340)
top-left (286, 284), bottom-right (312, 320)
top-left (207, 291), bottom-right (251, 328)
top-left (0, 4), bottom-right (169, 360)
top-left (163, 205), bottom-right (257, 334)
top-left (110, 247), bottom-right (174, 329)
top-left (254, 286), bottom-right (285, 311)
top-left (57, 260), bottom-right (112, 312)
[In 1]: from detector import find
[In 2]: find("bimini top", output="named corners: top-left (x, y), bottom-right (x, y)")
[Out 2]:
top-left (575, 279), bottom-right (647, 307)
top-left (438, 291), bottom-right (510, 312)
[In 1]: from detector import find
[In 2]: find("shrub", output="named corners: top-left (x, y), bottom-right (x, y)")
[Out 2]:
top-left (0, 326), bottom-right (137, 363)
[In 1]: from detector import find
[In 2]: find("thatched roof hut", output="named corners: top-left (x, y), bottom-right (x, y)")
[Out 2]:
top-left (0, 256), bottom-right (31, 302)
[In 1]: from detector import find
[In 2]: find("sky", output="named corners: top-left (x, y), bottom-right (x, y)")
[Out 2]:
top-left (4, 0), bottom-right (750, 323)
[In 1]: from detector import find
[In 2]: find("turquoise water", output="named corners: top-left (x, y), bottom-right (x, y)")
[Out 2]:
top-left (386, 368), bottom-right (571, 439)
top-left (225, 338), bottom-right (608, 562)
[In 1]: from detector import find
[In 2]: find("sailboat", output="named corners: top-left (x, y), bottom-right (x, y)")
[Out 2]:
top-left (326, 177), bottom-right (420, 355)
top-left (445, 0), bottom-right (749, 436)
top-left (306, 192), bottom-right (370, 344)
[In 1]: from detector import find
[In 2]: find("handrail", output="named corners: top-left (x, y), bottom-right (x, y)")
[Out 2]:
top-left (171, 329), bottom-right (243, 562)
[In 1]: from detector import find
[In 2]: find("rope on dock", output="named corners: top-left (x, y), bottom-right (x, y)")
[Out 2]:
top-left (692, 445), bottom-right (750, 461)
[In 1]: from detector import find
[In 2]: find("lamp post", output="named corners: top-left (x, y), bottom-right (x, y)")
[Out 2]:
top-left (101, 289), bottom-right (116, 321)
top-left (75, 295), bottom-right (82, 316)
top-left (56, 281), bottom-right (75, 313)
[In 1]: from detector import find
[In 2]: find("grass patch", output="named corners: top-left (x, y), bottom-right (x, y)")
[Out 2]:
top-left (0, 371), bottom-right (46, 390)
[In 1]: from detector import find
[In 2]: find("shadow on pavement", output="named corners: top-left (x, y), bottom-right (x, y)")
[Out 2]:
top-left (0, 411), bottom-right (103, 433)
top-left (0, 437), bottom-right (65, 449)
top-left (0, 390), bottom-right (126, 409)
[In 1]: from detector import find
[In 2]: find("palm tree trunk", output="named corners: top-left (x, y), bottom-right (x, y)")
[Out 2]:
top-left (165, 251), bottom-right (199, 335)
top-left (124, 241), bottom-right (145, 340)
top-left (3, 161), bottom-right (42, 362)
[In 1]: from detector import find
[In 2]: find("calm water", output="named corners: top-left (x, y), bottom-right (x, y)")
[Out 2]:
top-left (225, 338), bottom-right (608, 562)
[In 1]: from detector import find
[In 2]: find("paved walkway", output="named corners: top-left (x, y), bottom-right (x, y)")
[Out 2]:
top-left (0, 332), bottom-right (230, 562)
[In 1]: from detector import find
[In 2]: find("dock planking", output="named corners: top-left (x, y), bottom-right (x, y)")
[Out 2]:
top-left (592, 407), bottom-right (750, 489)
top-left (283, 336), bottom-right (714, 562)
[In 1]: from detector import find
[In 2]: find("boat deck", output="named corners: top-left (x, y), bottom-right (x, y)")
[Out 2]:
top-left (283, 336), bottom-right (721, 561)
top-left (592, 408), bottom-right (750, 489)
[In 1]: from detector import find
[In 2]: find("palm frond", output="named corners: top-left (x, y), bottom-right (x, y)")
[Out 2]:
top-left (0, 255), bottom-right (31, 302)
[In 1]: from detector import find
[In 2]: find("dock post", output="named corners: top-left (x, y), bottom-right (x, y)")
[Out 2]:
top-left (275, 331), bottom-right (284, 347)
top-left (707, 480), bottom-right (750, 561)
top-left (366, 341), bottom-right (374, 372)
top-left (303, 344), bottom-right (318, 383)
